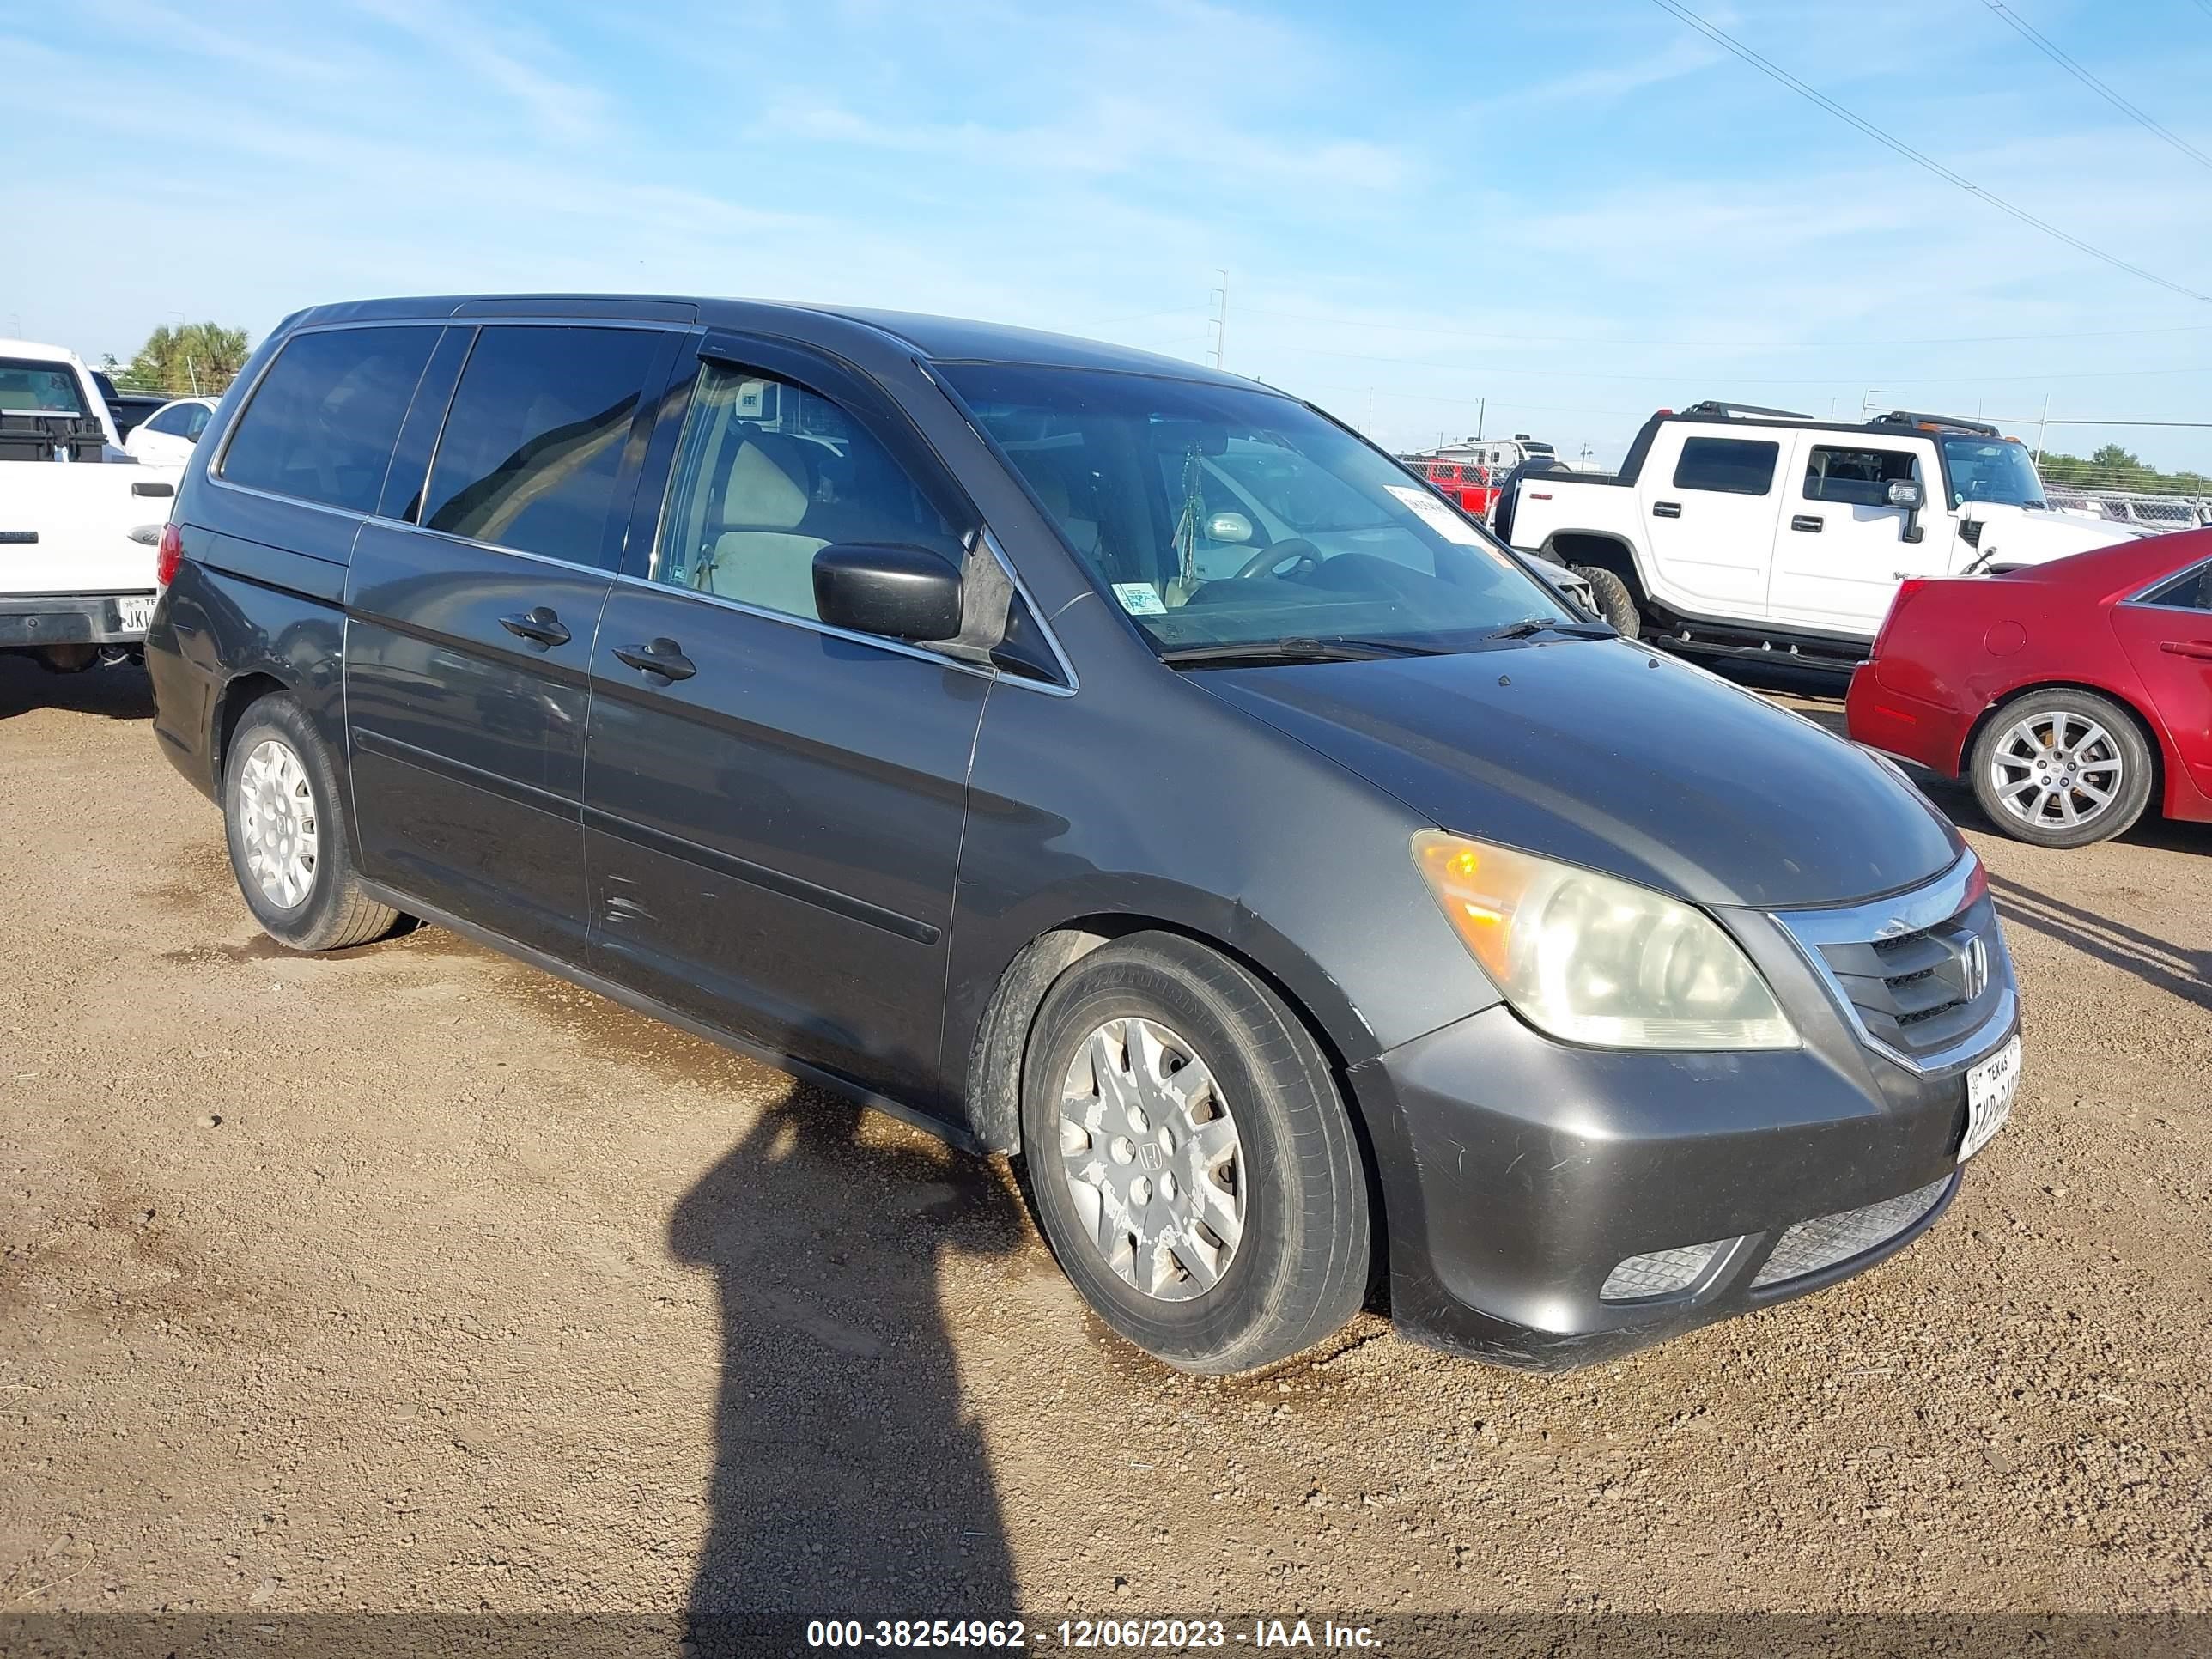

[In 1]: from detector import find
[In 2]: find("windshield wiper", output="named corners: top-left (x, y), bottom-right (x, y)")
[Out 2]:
top-left (1157, 635), bottom-right (1443, 667)
top-left (1479, 615), bottom-right (1595, 641)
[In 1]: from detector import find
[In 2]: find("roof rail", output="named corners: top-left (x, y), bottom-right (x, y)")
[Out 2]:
top-left (1680, 399), bottom-right (1812, 422)
top-left (1869, 410), bottom-right (2000, 437)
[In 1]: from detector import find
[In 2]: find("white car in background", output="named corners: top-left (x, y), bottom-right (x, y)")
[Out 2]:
top-left (122, 396), bottom-right (218, 466)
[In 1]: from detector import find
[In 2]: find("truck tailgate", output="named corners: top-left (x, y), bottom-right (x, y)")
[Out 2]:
top-left (0, 462), bottom-right (180, 594)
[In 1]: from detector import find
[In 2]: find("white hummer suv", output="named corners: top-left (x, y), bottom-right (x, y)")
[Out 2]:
top-left (1503, 401), bottom-right (2144, 672)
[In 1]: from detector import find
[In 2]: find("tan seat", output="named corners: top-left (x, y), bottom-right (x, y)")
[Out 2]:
top-left (702, 434), bottom-right (826, 619)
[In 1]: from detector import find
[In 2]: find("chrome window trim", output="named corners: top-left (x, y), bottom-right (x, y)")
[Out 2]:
top-left (1771, 852), bottom-right (2017, 1076)
top-left (2121, 555), bottom-right (2212, 612)
top-left (390, 516), bottom-right (618, 578)
top-left (979, 526), bottom-right (1079, 695)
top-left (608, 567), bottom-right (1076, 697)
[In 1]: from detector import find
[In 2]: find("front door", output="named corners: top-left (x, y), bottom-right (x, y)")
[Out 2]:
top-left (345, 321), bottom-right (675, 961)
top-left (582, 342), bottom-right (988, 1110)
top-left (2111, 558), bottom-right (2212, 808)
top-left (1764, 434), bottom-right (1949, 635)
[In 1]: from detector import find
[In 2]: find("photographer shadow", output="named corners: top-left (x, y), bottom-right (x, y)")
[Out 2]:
top-left (670, 1085), bottom-right (1028, 1649)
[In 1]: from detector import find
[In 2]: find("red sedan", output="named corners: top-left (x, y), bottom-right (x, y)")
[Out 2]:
top-left (1847, 528), bottom-right (2212, 848)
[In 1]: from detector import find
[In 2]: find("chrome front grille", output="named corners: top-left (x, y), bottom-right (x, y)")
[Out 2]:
top-left (1752, 1174), bottom-right (1954, 1288)
top-left (1774, 855), bottom-right (2013, 1070)
top-left (1814, 909), bottom-right (1994, 1056)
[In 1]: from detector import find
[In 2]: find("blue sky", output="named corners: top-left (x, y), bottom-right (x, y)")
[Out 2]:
top-left (6, 0), bottom-right (2210, 469)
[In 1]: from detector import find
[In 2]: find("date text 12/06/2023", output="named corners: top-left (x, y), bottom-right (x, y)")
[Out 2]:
top-left (803, 1618), bottom-right (1383, 1650)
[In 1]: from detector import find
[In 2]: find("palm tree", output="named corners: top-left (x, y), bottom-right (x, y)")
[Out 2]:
top-left (124, 323), bottom-right (252, 396)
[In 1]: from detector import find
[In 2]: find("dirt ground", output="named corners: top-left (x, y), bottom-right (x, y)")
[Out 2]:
top-left (3, 653), bottom-right (2209, 1638)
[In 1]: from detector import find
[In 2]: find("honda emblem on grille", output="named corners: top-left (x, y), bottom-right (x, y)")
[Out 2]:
top-left (1962, 935), bottom-right (1990, 1000)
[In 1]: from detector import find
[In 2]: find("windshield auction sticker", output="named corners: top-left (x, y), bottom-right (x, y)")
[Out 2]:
top-left (1384, 484), bottom-right (1487, 546)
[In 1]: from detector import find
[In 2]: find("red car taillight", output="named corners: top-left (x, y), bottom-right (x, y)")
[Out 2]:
top-left (1869, 578), bottom-right (1928, 659)
top-left (155, 522), bottom-right (182, 588)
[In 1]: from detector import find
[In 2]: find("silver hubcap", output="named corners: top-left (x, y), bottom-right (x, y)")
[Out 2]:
top-left (1058, 1017), bottom-right (1245, 1302)
top-left (237, 738), bottom-right (319, 908)
top-left (1989, 710), bottom-right (2124, 830)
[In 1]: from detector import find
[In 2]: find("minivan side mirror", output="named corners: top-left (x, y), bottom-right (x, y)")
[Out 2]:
top-left (812, 542), bottom-right (964, 643)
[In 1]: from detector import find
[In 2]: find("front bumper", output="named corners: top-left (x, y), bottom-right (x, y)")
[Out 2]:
top-left (0, 592), bottom-right (156, 647)
top-left (1350, 864), bottom-right (2017, 1371)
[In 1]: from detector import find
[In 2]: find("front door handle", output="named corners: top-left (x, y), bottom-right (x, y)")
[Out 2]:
top-left (2160, 640), bottom-right (2212, 661)
top-left (498, 606), bottom-right (570, 647)
top-left (1790, 514), bottom-right (1824, 533)
top-left (1652, 501), bottom-right (1682, 519)
top-left (614, 637), bottom-right (697, 681)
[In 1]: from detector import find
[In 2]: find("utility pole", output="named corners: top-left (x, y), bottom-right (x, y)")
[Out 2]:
top-left (1365, 386), bottom-right (1375, 434)
top-left (2034, 392), bottom-right (2051, 463)
top-left (1207, 270), bottom-right (1229, 370)
top-left (1475, 398), bottom-right (1486, 441)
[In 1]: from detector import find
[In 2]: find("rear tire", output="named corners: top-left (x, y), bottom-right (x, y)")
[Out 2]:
top-left (1572, 564), bottom-right (1642, 638)
top-left (1968, 688), bottom-right (2153, 848)
top-left (1018, 933), bottom-right (1371, 1375)
top-left (222, 693), bottom-right (403, 951)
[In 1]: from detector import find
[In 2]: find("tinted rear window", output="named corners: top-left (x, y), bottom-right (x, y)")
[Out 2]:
top-left (220, 327), bottom-right (439, 513)
top-left (0, 358), bottom-right (88, 416)
top-left (420, 325), bottom-right (662, 568)
top-left (1673, 436), bottom-right (1778, 495)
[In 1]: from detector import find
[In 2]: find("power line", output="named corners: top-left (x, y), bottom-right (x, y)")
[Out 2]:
top-left (1253, 337), bottom-right (2212, 387)
top-left (1236, 303), bottom-right (2212, 351)
top-left (1981, 1), bottom-right (2212, 173)
top-left (1646, 0), bottom-right (2212, 305)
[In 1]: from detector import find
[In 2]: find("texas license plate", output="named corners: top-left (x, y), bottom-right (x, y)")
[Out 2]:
top-left (116, 595), bottom-right (155, 632)
top-left (1960, 1035), bottom-right (2021, 1162)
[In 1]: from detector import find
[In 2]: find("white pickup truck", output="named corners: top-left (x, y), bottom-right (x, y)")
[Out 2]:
top-left (1503, 401), bottom-right (2145, 672)
top-left (2, 337), bottom-right (183, 672)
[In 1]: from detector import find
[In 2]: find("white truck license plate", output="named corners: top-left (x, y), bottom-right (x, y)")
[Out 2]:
top-left (116, 595), bottom-right (155, 632)
top-left (1960, 1035), bottom-right (2021, 1163)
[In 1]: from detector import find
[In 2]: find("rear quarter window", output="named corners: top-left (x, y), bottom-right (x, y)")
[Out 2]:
top-left (219, 327), bottom-right (441, 513)
top-left (1672, 436), bottom-right (1779, 496)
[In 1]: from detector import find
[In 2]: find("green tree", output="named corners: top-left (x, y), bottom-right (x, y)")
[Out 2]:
top-left (124, 323), bottom-right (251, 396)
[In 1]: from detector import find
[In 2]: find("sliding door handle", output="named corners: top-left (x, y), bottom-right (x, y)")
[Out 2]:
top-left (614, 638), bottom-right (697, 681)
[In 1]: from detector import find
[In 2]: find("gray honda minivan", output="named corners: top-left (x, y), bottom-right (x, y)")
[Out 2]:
top-left (145, 295), bottom-right (2022, 1374)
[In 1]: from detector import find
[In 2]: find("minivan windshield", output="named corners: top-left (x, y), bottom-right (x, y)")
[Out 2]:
top-left (1940, 435), bottom-right (2047, 509)
top-left (943, 364), bottom-right (1575, 656)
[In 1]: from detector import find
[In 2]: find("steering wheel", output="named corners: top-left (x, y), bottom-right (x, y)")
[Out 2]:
top-left (1233, 538), bottom-right (1322, 580)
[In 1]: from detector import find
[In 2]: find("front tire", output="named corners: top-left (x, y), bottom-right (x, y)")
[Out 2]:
top-left (1572, 564), bottom-right (1642, 637)
top-left (222, 693), bottom-right (403, 951)
top-left (1018, 933), bottom-right (1371, 1375)
top-left (1969, 688), bottom-right (2153, 848)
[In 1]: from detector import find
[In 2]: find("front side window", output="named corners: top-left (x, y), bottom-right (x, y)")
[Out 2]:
top-left (221, 327), bottom-right (440, 513)
top-left (943, 364), bottom-right (1572, 653)
top-left (421, 325), bottom-right (664, 567)
top-left (1672, 436), bottom-right (1779, 495)
top-left (1803, 445), bottom-right (1918, 506)
top-left (652, 362), bottom-right (963, 623)
top-left (184, 403), bottom-right (214, 440)
top-left (0, 358), bottom-right (88, 416)
top-left (1940, 435), bottom-right (2046, 509)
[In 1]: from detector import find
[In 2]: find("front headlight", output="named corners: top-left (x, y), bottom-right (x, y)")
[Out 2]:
top-left (1412, 830), bottom-right (1796, 1050)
